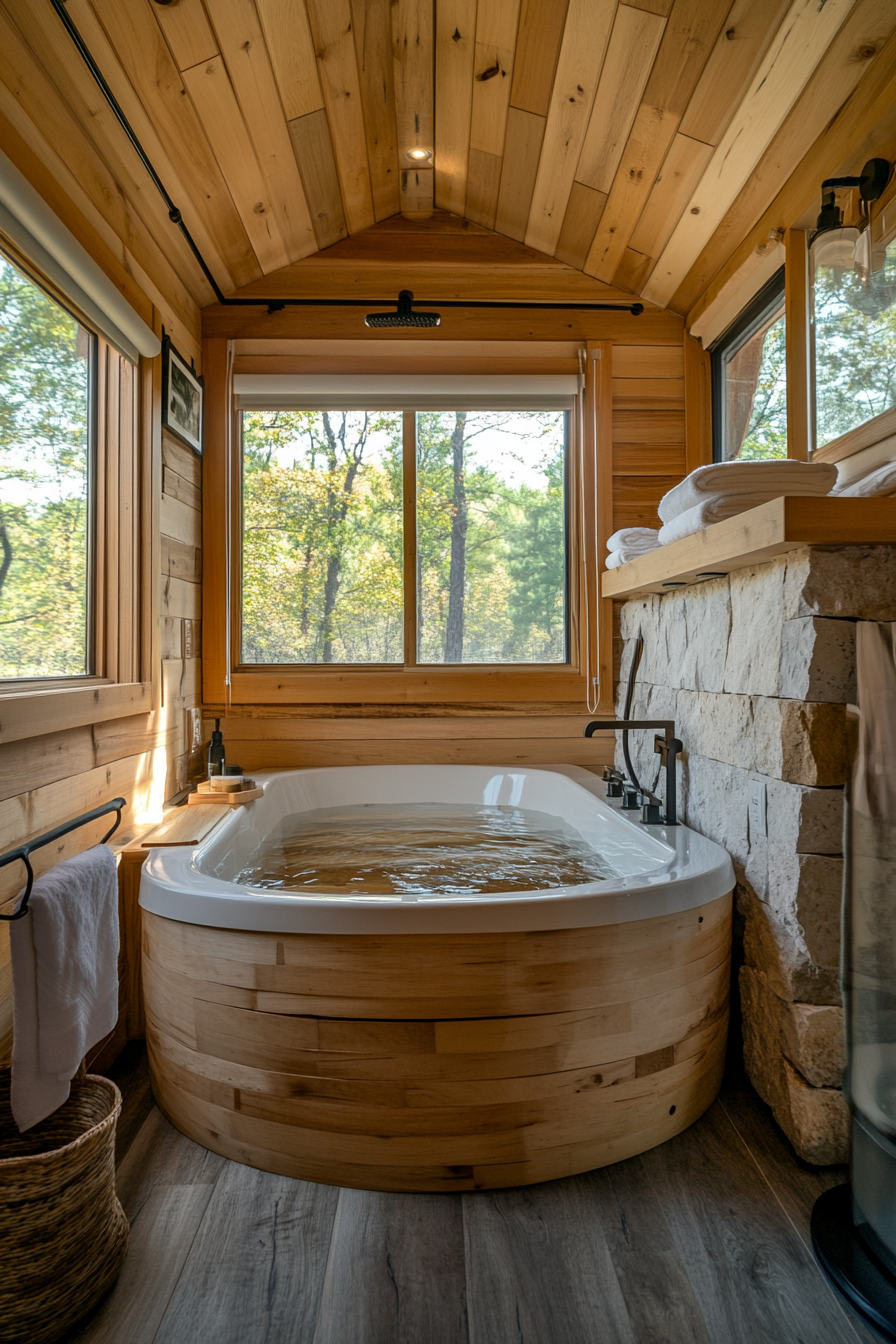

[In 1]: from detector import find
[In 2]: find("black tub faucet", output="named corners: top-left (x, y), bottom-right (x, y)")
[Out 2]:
top-left (585, 719), bottom-right (683, 826)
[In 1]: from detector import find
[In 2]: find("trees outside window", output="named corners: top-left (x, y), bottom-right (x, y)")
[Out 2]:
top-left (0, 252), bottom-right (93, 679)
top-left (240, 408), bottom-right (567, 667)
top-left (813, 237), bottom-right (896, 448)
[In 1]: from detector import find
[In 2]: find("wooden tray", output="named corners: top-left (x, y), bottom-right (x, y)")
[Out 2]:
top-left (187, 786), bottom-right (264, 807)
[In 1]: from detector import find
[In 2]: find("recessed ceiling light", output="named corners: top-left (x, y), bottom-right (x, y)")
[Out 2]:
top-left (406, 148), bottom-right (432, 163)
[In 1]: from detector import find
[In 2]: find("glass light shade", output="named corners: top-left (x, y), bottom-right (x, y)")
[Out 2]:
top-left (811, 225), bottom-right (861, 270)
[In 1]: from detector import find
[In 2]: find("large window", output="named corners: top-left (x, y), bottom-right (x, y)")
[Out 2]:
top-left (0, 251), bottom-right (94, 679)
top-left (240, 409), bottom-right (568, 667)
top-left (813, 235), bottom-right (896, 449)
top-left (711, 270), bottom-right (786, 462)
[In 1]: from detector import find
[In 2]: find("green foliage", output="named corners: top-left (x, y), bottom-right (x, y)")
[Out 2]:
top-left (241, 408), bottom-right (567, 666)
top-left (739, 317), bottom-right (788, 461)
top-left (0, 255), bottom-right (90, 678)
top-left (814, 242), bottom-right (896, 446)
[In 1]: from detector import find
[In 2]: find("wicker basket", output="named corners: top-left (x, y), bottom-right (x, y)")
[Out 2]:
top-left (0, 1067), bottom-right (129, 1344)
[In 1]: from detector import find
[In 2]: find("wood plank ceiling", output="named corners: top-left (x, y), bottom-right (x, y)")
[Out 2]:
top-left (9, 0), bottom-right (896, 315)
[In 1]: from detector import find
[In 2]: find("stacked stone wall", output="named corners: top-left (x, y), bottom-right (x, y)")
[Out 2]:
top-left (616, 545), bottom-right (896, 1164)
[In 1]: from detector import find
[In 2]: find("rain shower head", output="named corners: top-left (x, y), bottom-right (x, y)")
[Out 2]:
top-left (365, 290), bottom-right (441, 328)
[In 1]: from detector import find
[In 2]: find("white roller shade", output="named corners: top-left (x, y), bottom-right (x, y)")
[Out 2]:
top-left (234, 373), bottom-right (579, 410)
top-left (0, 148), bottom-right (161, 363)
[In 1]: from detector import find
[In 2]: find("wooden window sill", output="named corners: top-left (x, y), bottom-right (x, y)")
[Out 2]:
top-left (0, 680), bottom-right (152, 745)
top-left (813, 405), bottom-right (896, 466)
top-left (601, 496), bottom-right (896, 599)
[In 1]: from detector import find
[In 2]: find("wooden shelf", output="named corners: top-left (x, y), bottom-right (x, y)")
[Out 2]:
top-left (601, 496), bottom-right (896, 599)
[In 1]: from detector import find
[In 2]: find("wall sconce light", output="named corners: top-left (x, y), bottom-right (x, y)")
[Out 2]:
top-left (406, 148), bottom-right (433, 164)
top-left (809, 158), bottom-right (891, 276)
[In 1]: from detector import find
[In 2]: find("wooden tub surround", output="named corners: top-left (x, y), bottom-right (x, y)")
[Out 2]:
top-left (143, 896), bottom-right (731, 1192)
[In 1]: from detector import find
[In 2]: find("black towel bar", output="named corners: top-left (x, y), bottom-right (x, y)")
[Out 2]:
top-left (0, 798), bottom-right (126, 922)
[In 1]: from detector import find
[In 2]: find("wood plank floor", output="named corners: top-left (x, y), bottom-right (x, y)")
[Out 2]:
top-left (64, 1055), bottom-right (879, 1344)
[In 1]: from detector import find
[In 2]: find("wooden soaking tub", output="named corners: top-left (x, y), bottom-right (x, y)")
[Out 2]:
top-left (140, 765), bottom-right (734, 1192)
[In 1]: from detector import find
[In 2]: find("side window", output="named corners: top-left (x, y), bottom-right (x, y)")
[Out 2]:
top-left (710, 270), bottom-right (787, 462)
top-left (0, 250), bottom-right (94, 679)
top-left (813, 235), bottom-right (896, 448)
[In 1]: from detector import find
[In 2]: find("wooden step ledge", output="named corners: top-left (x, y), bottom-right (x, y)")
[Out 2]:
top-left (601, 496), bottom-right (896, 599)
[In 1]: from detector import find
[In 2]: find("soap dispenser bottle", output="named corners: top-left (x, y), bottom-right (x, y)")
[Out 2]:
top-left (208, 718), bottom-right (225, 777)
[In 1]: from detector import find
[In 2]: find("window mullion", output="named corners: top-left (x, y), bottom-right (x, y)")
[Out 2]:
top-left (402, 410), bottom-right (417, 668)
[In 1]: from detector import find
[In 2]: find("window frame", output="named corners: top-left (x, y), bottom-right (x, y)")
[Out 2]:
top-left (204, 340), bottom-right (604, 711)
top-left (709, 266), bottom-right (786, 464)
top-left (0, 235), bottom-right (154, 743)
top-left (235, 405), bottom-right (572, 675)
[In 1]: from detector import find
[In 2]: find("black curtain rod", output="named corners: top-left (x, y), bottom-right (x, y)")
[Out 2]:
top-left (0, 798), bottom-right (125, 921)
top-left (50, 0), bottom-right (643, 319)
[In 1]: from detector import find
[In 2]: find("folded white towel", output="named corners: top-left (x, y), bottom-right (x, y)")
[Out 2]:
top-left (658, 498), bottom-right (751, 546)
top-left (11, 845), bottom-right (119, 1131)
top-left (606, 547), bottom-right (655, 569)
top-left (606, 526), bottom-right (660, 554)
top-left (833, 459), bottom-right (896, 498)
top-left (658, 460), bottom-right (837, 523)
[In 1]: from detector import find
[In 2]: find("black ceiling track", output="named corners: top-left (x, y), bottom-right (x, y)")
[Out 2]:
top-left (50, 0), bottom-right (644, 319)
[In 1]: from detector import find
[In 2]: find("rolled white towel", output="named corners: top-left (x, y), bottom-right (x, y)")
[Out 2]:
top-left (658, 460), bottom-right (837, 524)
top-left (832, 459), bottom-right (896, 498)
top-left (606, 526), bottom-right (660, 554)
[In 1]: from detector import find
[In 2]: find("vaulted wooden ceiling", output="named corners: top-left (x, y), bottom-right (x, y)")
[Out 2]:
top-left (7, 0), bottom-right (896, 316)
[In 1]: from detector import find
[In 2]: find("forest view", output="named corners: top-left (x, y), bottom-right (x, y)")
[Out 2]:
top-left (0, 253), bottom-right (91, 679)
top-left (814, 237), bottom-right (896, 447)
top-left (241, 409), bottom-right (567, 666)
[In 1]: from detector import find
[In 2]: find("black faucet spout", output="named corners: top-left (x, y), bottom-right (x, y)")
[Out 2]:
top-left (583, 719), bottom-right (682, 825)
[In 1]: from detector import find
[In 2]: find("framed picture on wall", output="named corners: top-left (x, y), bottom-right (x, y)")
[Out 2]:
top-left (161, 334), bottom-right (203, 455)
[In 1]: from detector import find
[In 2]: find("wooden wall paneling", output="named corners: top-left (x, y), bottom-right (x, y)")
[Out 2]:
top-left (613, 444), bottom-right (687, 475)
top-left (583, 104), bottom-right (682, 284)
top-left (217, 738), bottom-right (615, 772)
top-left (288, 110), bottom-right (349, 250)
top-left (613, 345), bottom-right (684, 380)
top-left (683, 332), bottom-right (713, 472)
top-left (0, 2), bottom-right (218, 311)
top-left (207, 715), bottom-right (599, 743)
top-left (162, 538), bottom-right (202, 585)
top-left (86, 0), bottom-right (263, 289)
top-left (255, 0), bottom-right (324, 122)
top-left (391, 0), bottom-right (435, 219)
top-left (464, 149), bottom-right (502, 229)
top-left (612, 410), bottom-right (687, 446)
top-left (678, 0), bottom-right (792, 146)
top-left (612, 249), bottom-right (654, 294)
top-left (200, 0), bottom-right (318, 264)
top-left (555, 184), bottom-right (608, 272)
top-left (468, 0), bottom-right (521, 162)
top-left (785, 228), bottom-right (812, 461)
top-left (508, 0), bottom-right (569, 118)
top-left (583, 0), bottom-right (729, 283)
top-left (0, 730), bottom-right (96, 805)
top-left (575, 5), bottom-right (666, 197)
top-left (677, 2), bottom-right (896, 320)
top-left (628, 133), bottom-right (714, 261)
top-left (589, 342), bottom-right (614, 715)
top-left (181, 57), bottom-right (291, 274)
top-left (433, 0), bottom-right (477, 217)
top-left (150, 0), bottom-right (218, 70)
top-left (613, 379), bottom-right (685, 410)
top-left (494, 107), bottom-right (545, 242)
top-left (642, 0), bottom-right (860, 308)
top-left (351, 0), bottom-right (401, 222)
top-left (613, 476), bottom-right (682, 529)
top-left (201, 339), bottom-right (230, 707)
top-left (304, 0), bottom-right (376, 235)
top-left (203, 306), bottom-right (685, 344)
top-left (524, 0), bottom-right (614, 258)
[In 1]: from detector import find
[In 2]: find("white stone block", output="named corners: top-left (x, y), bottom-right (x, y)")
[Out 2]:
top-left (740, 883), bottom-right (841, 1005)
top-left (740, 966), bottom-right (848, 1163)
top-left (684, 581), bottom-right (731, 692)
top-left (779, 617), bottom-right (856, 703)
top-left (740, 967), bottom-right (846, 1089)
top-left (785, 546), bottom-right (896, 621)
top-left (723, 564), bottom-right (785, 697)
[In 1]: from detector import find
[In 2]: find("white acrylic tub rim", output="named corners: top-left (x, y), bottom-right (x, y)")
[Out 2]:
top-left (139, 765), bottom-right (734, 935)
